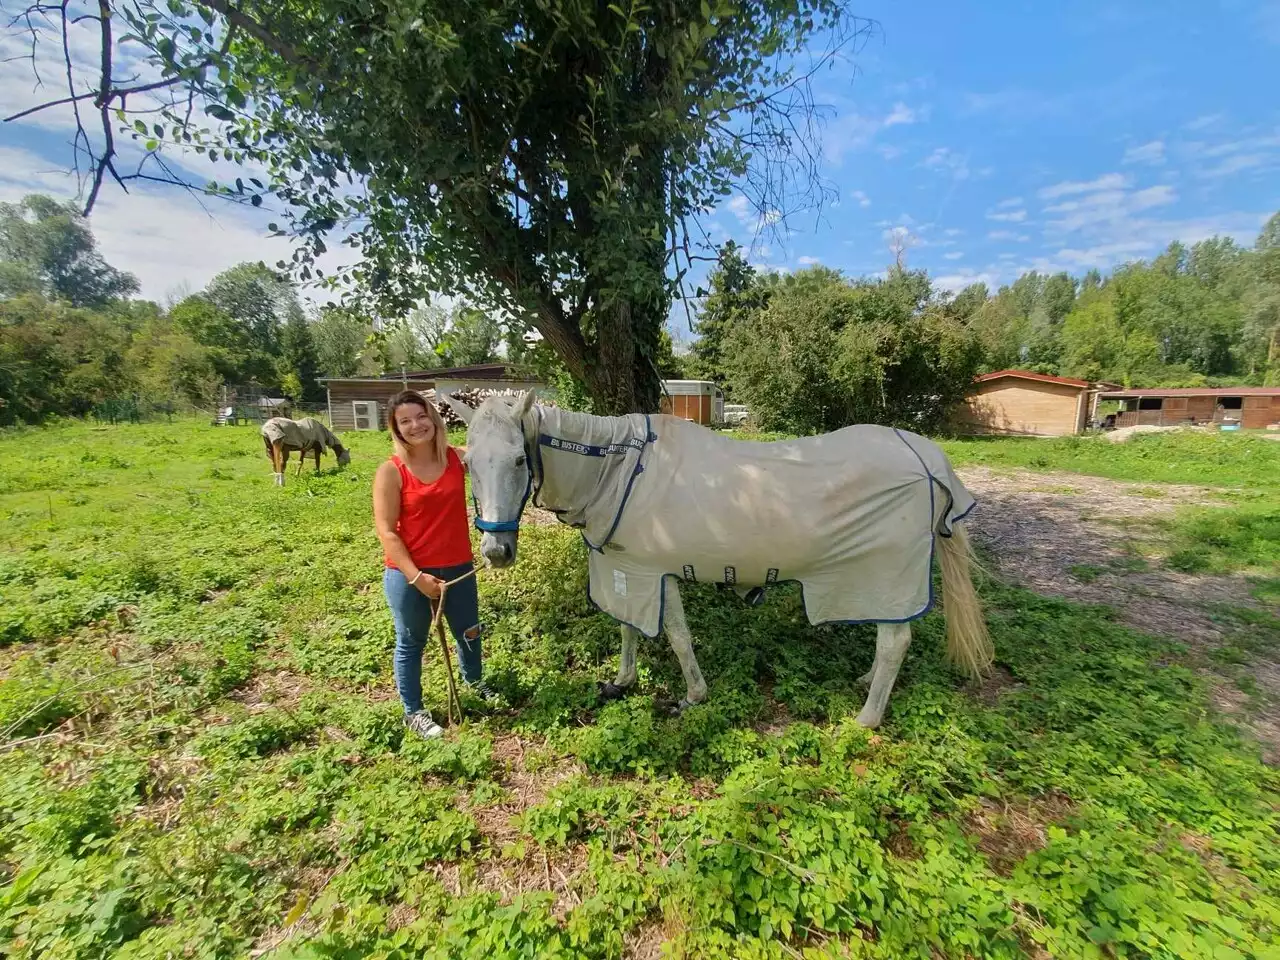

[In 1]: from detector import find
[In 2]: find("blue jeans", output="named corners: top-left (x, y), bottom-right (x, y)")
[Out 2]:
top-left (383, 563), bottom-right (482, 714)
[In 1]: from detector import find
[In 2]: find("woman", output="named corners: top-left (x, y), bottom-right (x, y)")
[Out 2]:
top-left (373, 390), bottom-right (497, 739)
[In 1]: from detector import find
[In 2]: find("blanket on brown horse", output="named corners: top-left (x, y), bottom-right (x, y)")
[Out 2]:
top-left (261, 417), bottom-right (350, 485)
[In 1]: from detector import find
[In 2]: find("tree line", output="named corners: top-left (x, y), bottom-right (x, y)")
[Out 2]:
top-left (0, 195), bottom-right (509, 426)
top-left (687, 213), bottom-right (1280, 434)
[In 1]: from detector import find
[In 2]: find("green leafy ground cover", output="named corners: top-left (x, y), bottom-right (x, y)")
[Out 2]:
top-left (1, 421), bottom-right (1279, 959)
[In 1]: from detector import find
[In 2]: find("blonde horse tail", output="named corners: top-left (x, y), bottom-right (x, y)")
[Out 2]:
top-left (937, 521), bottom-right (994, 679)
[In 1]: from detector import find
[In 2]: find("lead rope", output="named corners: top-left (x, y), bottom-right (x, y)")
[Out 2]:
top-left (428, 566), bottom-right (479, 727)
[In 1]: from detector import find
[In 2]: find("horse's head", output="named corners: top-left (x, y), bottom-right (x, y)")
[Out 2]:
top-left (439, 390), bottom-right (537, 569)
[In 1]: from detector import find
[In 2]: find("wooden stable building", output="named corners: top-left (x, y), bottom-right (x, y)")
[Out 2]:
top-left (320, 364), bottom-right (547, 432)
top-left (658, 380), bottom-right (724, 426)
top-left (1100, 387), bottom-right (1280, 431)
top-left (954, 370), bottom-right (1116, 437)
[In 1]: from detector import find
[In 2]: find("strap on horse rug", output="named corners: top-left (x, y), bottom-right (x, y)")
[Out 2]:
top-left (535, 411), bottom-right (975, 639)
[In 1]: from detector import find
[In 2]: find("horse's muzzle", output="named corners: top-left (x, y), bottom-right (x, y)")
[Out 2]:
top-left (480, 532), bottom-right (517, 568)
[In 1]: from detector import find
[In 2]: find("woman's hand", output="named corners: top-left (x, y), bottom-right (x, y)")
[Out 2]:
top-left (412, 571), bottom-right (443, 599)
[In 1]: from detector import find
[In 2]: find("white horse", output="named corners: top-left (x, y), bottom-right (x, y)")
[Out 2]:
top-left (441, 390), bottom-right (993, 727)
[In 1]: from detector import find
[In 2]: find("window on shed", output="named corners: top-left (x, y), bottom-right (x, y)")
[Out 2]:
top-left (1218, 397), bottom-right (1243, 410)
top-left (1137, 398), bottom-right (1163, 410)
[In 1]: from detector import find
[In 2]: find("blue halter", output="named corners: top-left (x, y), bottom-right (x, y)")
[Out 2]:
top-left (472, 443), bottom-right (535, 534)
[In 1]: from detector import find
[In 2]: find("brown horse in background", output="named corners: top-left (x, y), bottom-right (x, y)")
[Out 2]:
top-left (261, 417), bottom-right (351, 486)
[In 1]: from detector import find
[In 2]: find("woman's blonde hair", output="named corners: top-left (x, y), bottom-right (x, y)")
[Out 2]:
top-left (387, 390), bottom-right (450, 463)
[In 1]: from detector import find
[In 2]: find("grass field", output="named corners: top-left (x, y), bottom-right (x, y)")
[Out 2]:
top-left (2, 420), bottom-right (1279, 959)
top-left (939, 431), bottom-right (1280, 587)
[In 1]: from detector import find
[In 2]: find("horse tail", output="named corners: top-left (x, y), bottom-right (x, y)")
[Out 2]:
top-left (936, 521), bottom-right (994, 679)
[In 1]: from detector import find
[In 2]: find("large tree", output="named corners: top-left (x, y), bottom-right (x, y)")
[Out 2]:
top-left (0, 195), bottom-right (138, 307)
top-left (7, 0), bottom-right (869, 414)
top-left (687, 240), bottom-right (763, 389)
top-left (723, 266), bottom-right (983, 434)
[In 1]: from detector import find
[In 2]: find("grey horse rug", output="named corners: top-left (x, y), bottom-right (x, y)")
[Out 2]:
top-left (529, 409), bottom-right (976, 638)
top-left (261, 417), bottom-right (347, 459)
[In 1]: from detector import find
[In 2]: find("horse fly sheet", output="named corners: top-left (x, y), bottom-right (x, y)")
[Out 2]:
top-left (261, 417), bottom-right (346, 458)
top-left (529, 408), bottom-right (976, 638)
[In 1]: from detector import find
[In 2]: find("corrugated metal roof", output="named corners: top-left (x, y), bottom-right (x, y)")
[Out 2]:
top-left (1099, 387), bottom-right (1280, 398)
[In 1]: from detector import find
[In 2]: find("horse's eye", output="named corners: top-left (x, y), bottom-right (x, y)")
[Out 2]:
top-left (515, 455), bottom-right (526, 467)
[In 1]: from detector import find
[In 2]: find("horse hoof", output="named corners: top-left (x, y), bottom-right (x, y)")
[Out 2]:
top-left (656, 698), bottom-right (698, 716)
top-left (596, 681), bottom-right (630, 702)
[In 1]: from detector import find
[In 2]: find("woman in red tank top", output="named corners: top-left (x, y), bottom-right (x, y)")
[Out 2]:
top-left (373, 390), bottom-right (498, 739)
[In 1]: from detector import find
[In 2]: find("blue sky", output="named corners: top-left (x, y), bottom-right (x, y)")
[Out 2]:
top-left (3, 0), bottom-right (1279, 341)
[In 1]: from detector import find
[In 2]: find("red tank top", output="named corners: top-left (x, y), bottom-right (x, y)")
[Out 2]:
top-left (384, 448), bottom-right (474, 570)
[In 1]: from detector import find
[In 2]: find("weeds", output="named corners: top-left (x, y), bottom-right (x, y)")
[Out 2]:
top-left (1, 421), bottom-right (1278, 958)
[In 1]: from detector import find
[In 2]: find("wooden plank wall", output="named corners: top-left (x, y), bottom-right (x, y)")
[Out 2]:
top-left (327, 381), bottom-right (436, 432)
top-left (955, 381), bottom-right (1084, 436)
top-left (1113, 395), bottom-right (1280, 429)
top-left (660, 393), bottom-right (712, 424)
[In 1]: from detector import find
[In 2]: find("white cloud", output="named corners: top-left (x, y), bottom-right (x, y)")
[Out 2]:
top-left (1042, 184), bottom-right (1177, 233)
top-left (883, 102), bottom-right (918, 127)
top-left (1122, 140), bottom-right (1165, 165)
top-left (822, 101), bottom-right (926, 166)
top-left (724, 194), bottom-right (781, 233)
top-left (1181, 132), bottom-right (1280, 179)
top-left (995, 197), bottom-right (1024, 210)
top-left (1185, 114), bottom-right (1224, 131)
top-left (0, 146), bottom-right (357, 304)
top-left (797, 255), bottom-right (822, 266)
top-left (987, 208), bottom-right (1028, 223)
top-left (934, 270), bottom-right (999, 293)
top-left (920, 147), bottom-right (970, 181)
top-left (987, 230), bottom-right (1020, 241)
top-left (1038, 173), bottom-right (1130, 200)
top-left (1200, 153), bottom-right (1270, 178)
top-left (1015, 211), bottom-right (1270, 276)
top-left (943, 251), bottom-right (965, 260)
top-left (943, 228), bottom-right (964, 237)
top-left (851, 190), bottom-right (871, 208)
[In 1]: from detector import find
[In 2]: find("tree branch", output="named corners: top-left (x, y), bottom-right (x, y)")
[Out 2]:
top-left (4, 76), bottom-right (193, 123)
top-left (197, 0), bottom-right (308, 67)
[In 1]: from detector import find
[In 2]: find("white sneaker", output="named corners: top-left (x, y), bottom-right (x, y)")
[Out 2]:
top-left (404, 711), bottom-right (444, 739)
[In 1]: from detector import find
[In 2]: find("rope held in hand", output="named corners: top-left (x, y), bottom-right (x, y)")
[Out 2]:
top-left (427, 566), bottom-right (479, 726)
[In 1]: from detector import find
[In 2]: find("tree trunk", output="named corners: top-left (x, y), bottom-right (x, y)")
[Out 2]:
top-left (585, 298), bottom-right (663, 415)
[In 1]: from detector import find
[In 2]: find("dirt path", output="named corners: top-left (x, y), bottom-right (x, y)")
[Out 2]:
top-left (956, 466), bottom-right (1279, 762)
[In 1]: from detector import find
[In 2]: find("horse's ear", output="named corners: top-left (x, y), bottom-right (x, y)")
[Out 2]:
top-left (438, 391), bottom-right (475, 426)
top-left (514, 389), bottom-right (536, 419)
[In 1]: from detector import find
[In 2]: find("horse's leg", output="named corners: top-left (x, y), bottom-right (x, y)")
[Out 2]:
top-left (599, 624), bottom-right (641, 701)
top-left (271, 441), bottom-right (284, 486)
top-left (314, 447), bottom-right (321, 473)
top-left (662, 577), bottom-right (708, 710)
top-left (295, 447), bottom-right (306, 477)
top-left (855, 622), bottom-right (912, 728)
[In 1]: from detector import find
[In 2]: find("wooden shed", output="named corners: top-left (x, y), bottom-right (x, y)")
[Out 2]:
top-left (955, 370), bottom-right (1109, 437)
top-left (321, 364), bottom-right (546, 432)
top-left (659, 380), bottom-right (724, 425)
top-left (1100, 387), bottom-right (1280, 431)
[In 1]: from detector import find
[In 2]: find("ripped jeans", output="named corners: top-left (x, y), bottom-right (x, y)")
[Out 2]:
top-left (383, 563), bottom-right (482, 715)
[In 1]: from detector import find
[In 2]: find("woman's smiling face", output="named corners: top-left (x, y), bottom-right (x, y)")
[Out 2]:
top-left (395, 403), bottom-right (436, 448)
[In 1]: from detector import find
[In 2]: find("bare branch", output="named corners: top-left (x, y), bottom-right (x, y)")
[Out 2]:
top-left (4, 77), bottom-right (194, 123)
top-left (84, 0), bottom-right (120, 213)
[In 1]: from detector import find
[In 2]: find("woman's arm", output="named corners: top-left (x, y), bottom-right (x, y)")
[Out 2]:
top-left (454, 444), bottom-right (468, 473)
top-left (373, 461), bottom-right (441, 598)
